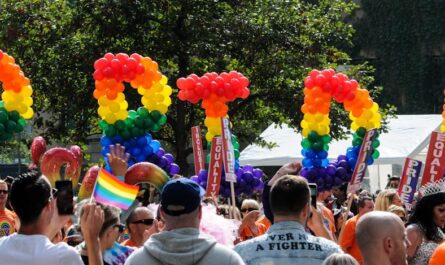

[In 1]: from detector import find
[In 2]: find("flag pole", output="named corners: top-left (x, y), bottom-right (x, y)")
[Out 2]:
top-left (89, 168), bottom-right (101, 204)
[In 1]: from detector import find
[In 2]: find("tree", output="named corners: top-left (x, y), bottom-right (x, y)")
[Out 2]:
top-left (0, 0), bottom-right (394, 174)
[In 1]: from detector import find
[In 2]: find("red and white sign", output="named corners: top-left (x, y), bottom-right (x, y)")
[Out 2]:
top-left (398, 158), bottom-right (422, 210)
top-left (420, 131), bottom-right (445, 186)
top-left (191, 126), bottom-right (205, 175)
top-left (221, 118), bottom-right (236, 182)
top-left (347, 129), bottom-right (378, 193)
top-left (206, 136), bottom-right (223, 197)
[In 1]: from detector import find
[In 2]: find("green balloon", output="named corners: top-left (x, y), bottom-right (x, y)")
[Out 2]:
top-left (312, 141), bottom-right (324, 151)
top-left (137, 107), bottom-right (149, 117)
top-left (99, 120), bottom-right (108, 130)
top-left (115, 120), bottom-right (126, 130)
top-left (234, 149), bottom-right (240, 159)
top-left (15, 123), bottom-right (23, 133)
top-left (372, 139), bottom-right (380, 148)
top-left (352, 138), bottom-right (362, 147)
top-left (301, 139), bottom-right (311, 149)
top-left (105, 126), bottom-right (116, 137)
top-left (8, 111), bottom-right (20, 122)
top-left (0, 101), bottom-right (4, 108)
top-left (158, 114), bottom-right (167, 125)
top-left (128, 110), bottom-right (138, 119)
top-left (6, 120), bottom-right (16, 133)
top-left (0, 111), bottom-right (8, 124)
top-left (356, 127), bottom-right (366, 137)
top-left (308, 131), bottom-right (319, 143)
top-left (134, 116), bottom-right (144, 128)
top-left (206, 153), bottom-right (210, 163)
top-left (121, 129), bottom-right (131, 139)
top-left (322, 135), bottom-right (331, 144)
top-left (150, 110), bottom-right (162, 122)
top-left (0, 123), bottom-right (5, 133)
top-left (143, 117), bottom-right (154, 129)
top-left (124, 118), bottom-right (134, 128)
top-left (323, 144), bottom-right (329, 151)
top-left (151, 123), bottom-right (160, 132)
top-left (18, 117), bottom-right (26, 126)
top-left (372, 150), bottom-right (380, 159)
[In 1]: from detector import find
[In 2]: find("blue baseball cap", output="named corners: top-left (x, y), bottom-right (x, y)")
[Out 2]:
top-left (161, 178), bottom-right (205, 216)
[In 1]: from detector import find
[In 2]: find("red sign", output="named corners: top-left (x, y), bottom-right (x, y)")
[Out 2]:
top-left (206, 137), bottom-right (223, 197)
top-left (221, 117), bottom-right (236, 182)
top-left (191, 126), bottom-right (205, 175)
top-left (421, 131), bottom-right (445, 185)
top-left (347, 129), bottom-right (378, 193)
top-left (398, 158), bottom-right (422, 210)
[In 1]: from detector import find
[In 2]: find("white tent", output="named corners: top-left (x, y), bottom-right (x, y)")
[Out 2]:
top-left (239, 115), bottom-right (442, 191)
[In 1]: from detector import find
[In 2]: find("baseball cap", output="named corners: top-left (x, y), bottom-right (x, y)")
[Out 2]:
top-left (161, 178), bottom-right (205, 216)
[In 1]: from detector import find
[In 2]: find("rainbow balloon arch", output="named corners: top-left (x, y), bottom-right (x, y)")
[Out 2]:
top-left (299, 69), bottom-right (381, 190)
top-left (177, 72), bottom-right (264, 198)
top-left (93, 53), bottom-right (180, 176)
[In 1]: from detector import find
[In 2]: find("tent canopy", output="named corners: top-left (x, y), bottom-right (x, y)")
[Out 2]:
top-left (240, 115), bottom-right (441, 167)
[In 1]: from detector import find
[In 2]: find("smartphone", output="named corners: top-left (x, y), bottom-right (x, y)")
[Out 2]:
top-left (55, 180), bottom-right (74, 215)
top-left (308, 183), bottom-right (317, 208)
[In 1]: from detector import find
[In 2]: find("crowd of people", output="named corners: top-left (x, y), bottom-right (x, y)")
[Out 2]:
top-left (1, 149), bottom-right (445, 265)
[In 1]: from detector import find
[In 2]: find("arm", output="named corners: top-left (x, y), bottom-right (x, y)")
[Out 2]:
top-left (406, 224), bottom-right (423, 258)
top-left (307, 204), bottom-right (334, 241)
top-left (107, 144), bottom-right (130, 177)
top-left (81, 203), bottom-right (105, 265)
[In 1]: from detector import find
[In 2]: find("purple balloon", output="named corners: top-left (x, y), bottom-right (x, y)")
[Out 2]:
top-left (300, 167), bottom-right (309, 178)
top-left (236, 168), bottom-right (244, 177)
top-left (156, 148), bottom-right (165, 157)
top-left (337, 155), bottom-right (347, 161)
top-left (159, 157), bottom-right (168, 168)
top-left (243, 172), bottom-right (254, 184)
top-left (191, 176), bottom-right (199, 183)
top-left (335, 167), bottom-right (347, 178)
top-left (327, 165), bottom-right (336, 176)
top-left (334, 177), bottom-right (343, 186)
top-left (252, 178), bottom-right (260, 187)
top-left (253, 169), bottom-right (263, 179)
top-left (338, 160), bottom-right (348, 169)
top-left (164, 153), bottom-right (174, 164)
top-left (255, 181), bottom-right (264, 191)
top-left (170, 163), bottom-right (180, 175)
top-left (243, 164), bottom-right (254, 172)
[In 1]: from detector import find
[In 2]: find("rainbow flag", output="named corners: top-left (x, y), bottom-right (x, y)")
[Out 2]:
top-left (93, 169), bottom-right (139, 210)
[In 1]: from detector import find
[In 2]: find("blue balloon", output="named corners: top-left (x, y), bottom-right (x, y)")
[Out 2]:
top-left (317, 150), bottom-right (328, 159)
top-left (112, 136), bottom-right (123, 144)
top-left (150, 140), bottom-right (161, 153)
top-left (306, 150), bottom-right (316, 159)
top-left (131, 147), bottom-right (141, 156)
top-left (100, 136), bottom-right (112, 147)
top-left (137, 136), bottom-right (148, 147)
top-left (136, 155), bottom-right (146, 162)
top-left (143, 145), bottom-right (153, 156)
top-left (313, 158), bottom-right (322, 167)
top-left (145, 134), bottom-right (153, 142)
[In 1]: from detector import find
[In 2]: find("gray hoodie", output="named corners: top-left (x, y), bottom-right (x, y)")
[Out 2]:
top-left (125, 228), bottom-right (245, 265)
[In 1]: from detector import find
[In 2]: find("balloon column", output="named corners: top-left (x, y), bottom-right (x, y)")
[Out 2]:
top-left (93, 53), bottom-right (179, 176)
top-left (299, 69), bottom-right (381, 191)
top-left (0, 50), bottom-right (34, 141)
top-left (177, 71), bottom-right (264, 197)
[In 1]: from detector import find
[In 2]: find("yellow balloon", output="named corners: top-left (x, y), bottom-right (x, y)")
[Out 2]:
top-left (22, 108), bottom-right (34, 119)
top-left (205, 132), bottom-right (213, 142)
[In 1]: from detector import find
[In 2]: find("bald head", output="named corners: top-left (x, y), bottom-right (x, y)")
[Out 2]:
top-left (356, 211), bottom-right (409, 265)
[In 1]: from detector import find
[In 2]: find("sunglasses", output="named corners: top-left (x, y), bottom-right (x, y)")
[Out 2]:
top-left (241, 208), bottom-right (258, 213)
top-left (113, 223), bottom-right (126, 233)
top-left (131, 219), bottom-right (154, 225)
top-left (0, 190), bottom-right (8, 195)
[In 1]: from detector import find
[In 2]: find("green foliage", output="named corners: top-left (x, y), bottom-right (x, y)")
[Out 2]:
top-left (0, 0), bottom-right (393, 172)
top-left (350, 0), bottom-right (445, 113)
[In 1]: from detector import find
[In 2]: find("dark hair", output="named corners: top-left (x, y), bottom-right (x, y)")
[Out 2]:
top-left (408, 193), bottom-right (445, 242)
top-left (81, 203), bottom-right (120, 237)
top-left (358, 196), bottom-right (373, 208)
top-left (270, 175), bottom-right (309, 216)
top-left (10, 170), bottom-right (51, 226)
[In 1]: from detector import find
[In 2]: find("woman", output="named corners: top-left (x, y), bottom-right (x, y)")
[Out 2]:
top-left (406, 180), bottom-right (445, 265)
top-left (322, 253), bottom-right (359, 265)
top-left (77, 203), bottom-right (123, 265)
top-left (238, 199), bottom-right (267, 241)
top-left (374, 189), bottom-right (402, 211)
top-left (387, 204), bottom-right (407, 224)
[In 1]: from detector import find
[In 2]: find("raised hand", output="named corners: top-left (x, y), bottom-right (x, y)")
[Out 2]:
top-left (107, 144), bottom-right (130, 177)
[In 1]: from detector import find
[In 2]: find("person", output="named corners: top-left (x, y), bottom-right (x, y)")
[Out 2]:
top-left (429, 240), bottom-right (445, 265)
top-left (0, 170), bottom-right (104, 265)
top-left (356, 211), bottom-right (410, 265)
top-left (386, 175), bottom-right (401, 189)
top-left (238, 199), bottom-right (267, 241)
top-left (0, 179), bottom-right (16, 237)
top-left (234, 175), bottom-right (341, 264)
top-left (122, 206), bottom-right (157, 247)
top-left (387, 205), bottom-right (407, 223)
top-left (322, 253), bottom-right (359, 265)
top-left (317, 188), bottom-right (337, 239)
top-left (339, 195), bottom-right (374, 264)
top-left (125, 178), bottom-right (245, 265)
top-left (406, 180), bottom-right (445, 265)
top-left (77, 203), bottom-right (123, 265)
top-left (374, 189), bottom-right (402, 211)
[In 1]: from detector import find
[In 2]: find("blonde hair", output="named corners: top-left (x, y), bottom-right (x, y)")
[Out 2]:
top-left (241, 199), bottom-right (260, 210)
top-left (374, 189), bottom-right (398, 211)
top-left (387, 204), bottom-right (406, 217)
top-left (322, 253), bottom-right (359, 265)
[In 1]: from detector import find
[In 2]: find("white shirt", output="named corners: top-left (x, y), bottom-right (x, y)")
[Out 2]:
top-left (0, 233), bottom-right (83, 265)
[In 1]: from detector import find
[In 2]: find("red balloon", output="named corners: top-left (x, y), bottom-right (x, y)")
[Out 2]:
top-left (304, 77), bottom-right (315, 89)
top-left (310, 69), bottom-right (320, 80)
top-left (200, 76), bottom-right (211, 88)
top-left (104, 53), bottom-right (114, 61)
top-left (176, 77), bottom-right (186, 89)
top-left (239, 76), bottom-right (249, 87)
top-left (189, 74), bottom-right (199, 81)
top-left (315, 74), bottom-right (327, 87)
top-left (94, 58), bottom-right (109, 70)
top-left (130, 53), bottom-right (142, 62)
top-left (116, 53), bottom-right (129, 63)
top-left (215, 76), bottom-right (225, 88)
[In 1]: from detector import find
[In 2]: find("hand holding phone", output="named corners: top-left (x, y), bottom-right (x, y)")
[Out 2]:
top-left (308, 183), bottom-right (318, 208)
top-left (55, 180), bottom-right (74, 215)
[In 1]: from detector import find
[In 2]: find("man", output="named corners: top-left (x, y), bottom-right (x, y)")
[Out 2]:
top-left (386, 175), bottom-right (400, 189)
top-left (339, 195), bottom-right (374, 264)
top-left (356, 211), bottom-right (410, 265)
top-left (0, 179), bottom-right (16, 237)
top-left (122, 206), bottom-right (157, 247)
top-left (0, 170), bottom-right (104, 265)
top-left (125, 178), bottom-right (244, 265)
top-left (234, 175), bottom-right (342, 264)
top-left (317, 189), bottom-right (336, 239)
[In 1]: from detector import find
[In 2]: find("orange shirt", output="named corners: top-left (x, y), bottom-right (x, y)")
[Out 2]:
top-left (339, 215), bottom-right (362, 265)
top-left (122, 238), bottom-right (138, 247)
top-left (321, 205), bottom-right (336, 236)
top-left (256, 215), bottom-right (272, 230)
top-left (239, 223), bottom-right (267, 241)
top-left (0, 209), bottom-right (16, 237)
top-left (430, 241), bottom-right (445, 265)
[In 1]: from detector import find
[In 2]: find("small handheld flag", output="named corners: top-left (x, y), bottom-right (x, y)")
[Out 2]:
top-left (92, 169), bottom-right (139, 210)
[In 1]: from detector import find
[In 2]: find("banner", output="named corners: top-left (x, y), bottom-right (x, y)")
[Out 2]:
top-left (420, 131), bottom-right (445, 186)
top-left (206, 137), bottom-right (223, 197)
top-left (347, 129), bottom-right (378, 193)
top-left (398, 158), bottom-right (422, 209)
top-left (221, 118), bottom-right (236, 182)
top-left (191, 126), bottom-right (205, 175)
